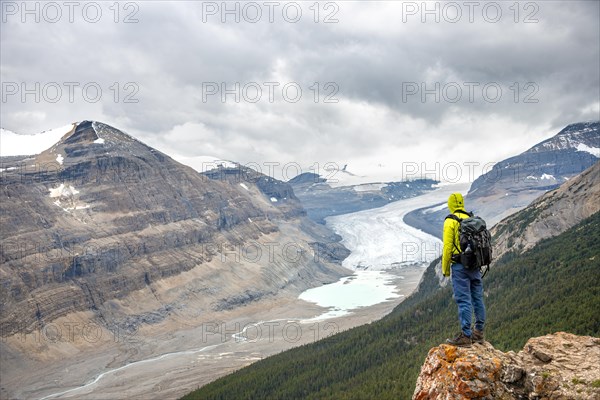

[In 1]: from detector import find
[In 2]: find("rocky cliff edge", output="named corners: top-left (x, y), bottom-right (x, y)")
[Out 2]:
top-left (413, 332), bottom-right (600, 400)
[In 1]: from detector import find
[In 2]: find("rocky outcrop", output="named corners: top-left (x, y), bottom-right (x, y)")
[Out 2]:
top-left (492, 160), bottom-right (600, 260)
top-left (413, 332), bottom-right (600, 400)
top-left (203, 164), bottom-right (305, 219)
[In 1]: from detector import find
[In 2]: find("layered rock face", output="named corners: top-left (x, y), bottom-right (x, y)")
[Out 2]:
top-left (413, 332), bottom-right (600, 400)
top-left (0, 121), bottom-right (349, 338)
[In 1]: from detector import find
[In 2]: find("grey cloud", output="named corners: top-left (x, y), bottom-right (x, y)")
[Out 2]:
top-left (1, 0), bottom-right (598, 173)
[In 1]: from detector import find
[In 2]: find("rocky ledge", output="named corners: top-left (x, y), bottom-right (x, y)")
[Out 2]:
top-left (413, 332), bottom-right (600, 400)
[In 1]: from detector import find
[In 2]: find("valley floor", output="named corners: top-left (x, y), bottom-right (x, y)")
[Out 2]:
top-left (4, 267), bottom-right (423, 400)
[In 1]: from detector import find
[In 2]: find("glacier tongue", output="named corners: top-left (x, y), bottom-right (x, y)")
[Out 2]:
top-left (327, 183), bottom-right (470, 271)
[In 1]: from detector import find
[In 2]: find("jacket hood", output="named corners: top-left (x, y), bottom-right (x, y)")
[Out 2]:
top-left (447, 192), bottom-right (465, 213)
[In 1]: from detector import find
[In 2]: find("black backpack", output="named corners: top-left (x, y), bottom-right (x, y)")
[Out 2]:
top-left (445, 211), bottom-right (493, 276)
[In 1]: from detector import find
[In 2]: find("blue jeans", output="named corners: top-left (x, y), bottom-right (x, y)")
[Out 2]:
top-left (451, 263), bottom-right (485, 337)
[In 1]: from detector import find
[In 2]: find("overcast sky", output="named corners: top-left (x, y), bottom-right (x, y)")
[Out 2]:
top-left (1, 1), bottom-right (599, 181)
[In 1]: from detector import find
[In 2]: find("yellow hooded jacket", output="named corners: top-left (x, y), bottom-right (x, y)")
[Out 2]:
top-left (442, 193), bottom-right (471, 276)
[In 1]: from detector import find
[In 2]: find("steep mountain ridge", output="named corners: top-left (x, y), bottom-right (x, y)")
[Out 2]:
top-left (527, 121), bottom-right (599, 154)
top-left (0, 121), bottom-right (349, 340)
top-left (492, 160), bottom-right (600, 260)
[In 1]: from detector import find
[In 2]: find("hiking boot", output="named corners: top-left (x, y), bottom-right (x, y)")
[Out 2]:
top-left (472, 329), bottom-right (485, 344)
top-left (446, 332), bottom-right (472, 347)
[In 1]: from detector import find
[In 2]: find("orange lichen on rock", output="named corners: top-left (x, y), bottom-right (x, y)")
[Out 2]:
top-left (413, 332), bottom-right (600, 400)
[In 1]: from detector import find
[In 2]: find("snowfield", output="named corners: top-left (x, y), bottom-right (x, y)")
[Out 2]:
top-left (576, 142), bottom-right (600, 158)
top-left (0, 124), bottom-right (75, 157)
top-left (48, 183), bottom-right (79, 198)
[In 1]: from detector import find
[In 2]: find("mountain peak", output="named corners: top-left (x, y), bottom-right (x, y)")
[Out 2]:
top-left (35, 120), bottom-right (159, 166)
top-left (562, 120), bottom-right (599, 132)
top-left (62, 120), bottom-right (98, 145)
top-left (527, 120), bottom-right (599, 155)
top-left (466, 121), bottom-right (599, 225)
top-left (62, 120), bottom-right (139, 146)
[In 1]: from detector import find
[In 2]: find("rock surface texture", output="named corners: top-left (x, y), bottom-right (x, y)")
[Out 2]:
top-left (413, 332), bottom-right (600, 400)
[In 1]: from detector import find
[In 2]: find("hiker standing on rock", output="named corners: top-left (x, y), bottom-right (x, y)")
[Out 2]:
top-left (442, 193), bottom-right (486, 347)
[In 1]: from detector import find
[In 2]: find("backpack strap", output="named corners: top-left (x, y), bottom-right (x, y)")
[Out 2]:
top-left (445, 214), bottom-right (462, 223)
top-left (444, 210), bottom-right (471, 221)
top-left (480, 265), bottom-right (489, 278)
top-left (445, 213), bottom-right (463, 256)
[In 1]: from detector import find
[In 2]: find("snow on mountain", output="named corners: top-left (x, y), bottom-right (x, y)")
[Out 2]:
top-left (48, 183), bottom-right (89, 212)
top-left (48, 183), bottom-right (79, 198)
top-left (324, 168), bottom-right (370, 188)
top-left (0, 124), bottom-right (75, 157)
top-left (321, 164), bottom-right (410, 188)
top-left (576, 142), bottom-right (600, 157)
top-left (352, 183), bottom-right (388, 192)
top-left (527, 121), bottom-right (599, 154)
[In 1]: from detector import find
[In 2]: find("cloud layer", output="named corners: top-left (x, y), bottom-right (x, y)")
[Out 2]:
top-left (2, 1), bottom-right (599, 181)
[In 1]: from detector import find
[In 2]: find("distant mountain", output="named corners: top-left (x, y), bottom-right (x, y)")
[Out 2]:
top-left (0, 121), bottom-right (349, 339)
top-left (289, 172), bottom-right (437, 224)
top-left (405, 121), bottom-right (599, 238)
top-left (288, 172), bottom-right (326, 185)
top-left (468, 120), bottom-right (599, 223)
